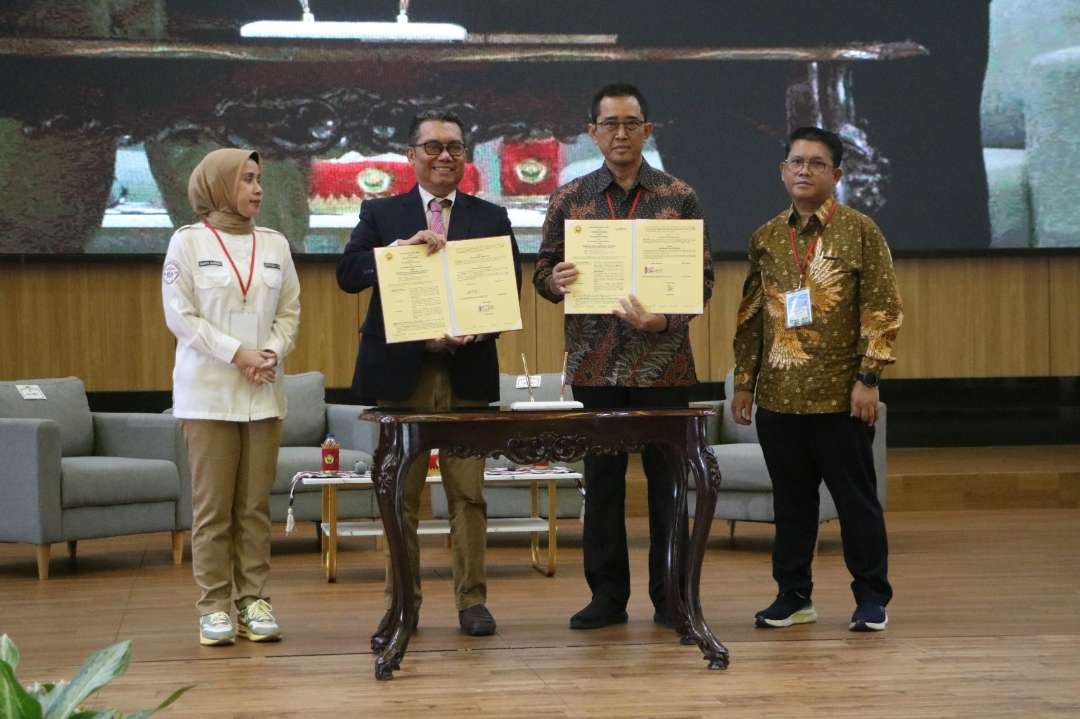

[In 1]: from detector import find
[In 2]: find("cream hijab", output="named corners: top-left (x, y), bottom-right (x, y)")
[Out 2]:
top-left (187, 148), bottom-right (261, 234)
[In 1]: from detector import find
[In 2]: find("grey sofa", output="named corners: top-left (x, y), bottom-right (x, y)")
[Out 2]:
top-left (430, 372), bottom-right (584, 520)
top-left (0, 377), bottom-right (189, 579)
top-left (691, 371), bottom-right (887, 540)
top-left (272, 372), bottom-right (377, 529)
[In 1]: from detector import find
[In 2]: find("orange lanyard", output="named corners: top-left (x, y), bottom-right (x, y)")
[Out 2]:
top-left (204, 220), bottom-right (256, 301)
top-left (604, 188), bottom-right (641, 219)
top-left (788, 200), bottom-right (838, 286)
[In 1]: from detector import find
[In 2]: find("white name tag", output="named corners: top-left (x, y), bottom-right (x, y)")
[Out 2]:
top-left (784, 287), bottom-right (813, 328)
top-left (229, 311), bottom-right (260, 349)
top-left (16, 384), bottom-right (46, 400)
top-left (515, 374), bottom-right (542, 389)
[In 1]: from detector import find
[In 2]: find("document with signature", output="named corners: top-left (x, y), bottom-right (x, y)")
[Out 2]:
top-left (374, 235), bottom-right (521, 343)
top-left (563, 219), bottom-right (704, 315)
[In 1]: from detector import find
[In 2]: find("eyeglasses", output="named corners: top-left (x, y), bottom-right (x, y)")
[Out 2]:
top-left (413, 141), bottom-right (466, 158)
top-left (783, 158), bottom-right (833, 174)
top-left (593, 119), bottom-right (646, 133)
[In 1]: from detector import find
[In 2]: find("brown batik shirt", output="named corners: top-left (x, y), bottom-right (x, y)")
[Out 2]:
top-left (534, 161), bottom-right (714, 387)
top-left (733, 198), bottom-right (902, 413)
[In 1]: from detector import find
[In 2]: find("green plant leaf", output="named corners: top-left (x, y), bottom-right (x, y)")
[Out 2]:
top-left (38, 680), bottom-right (67, 714)
top-left (124, 685), bottom-right (194, 719)
top-left (69, 711), bottom-right (119, 719)
top-left (0, 635), bottom-right (20, 671)
top-left (43, 641), bottom-right (131, 719)
top-left (0, 659), bottom-right (42, 719)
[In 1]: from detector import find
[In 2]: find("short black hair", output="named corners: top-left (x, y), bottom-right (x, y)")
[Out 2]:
top-left (408, 110), bottom-right (467, 146)
top-left (590, 83), bottom-right (649, 123)
top-left (785, 126), bottom-right (844, 167)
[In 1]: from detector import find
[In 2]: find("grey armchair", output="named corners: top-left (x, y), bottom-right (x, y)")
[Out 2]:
top-left (271, 372), bottom-right (377, 530)
top-left (0, 377), bottom-right (189, 579)
top-left (691, 370), bottom-right (887, 541)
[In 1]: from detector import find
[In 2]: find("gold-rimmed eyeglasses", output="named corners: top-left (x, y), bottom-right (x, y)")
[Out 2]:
top-left (593, 118), bottom-right (646, 133)
top-left (783, 158), bottom-right (833, 174)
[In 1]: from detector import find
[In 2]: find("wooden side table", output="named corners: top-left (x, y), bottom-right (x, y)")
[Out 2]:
top-left (294, 468), bottom-right (580, 581)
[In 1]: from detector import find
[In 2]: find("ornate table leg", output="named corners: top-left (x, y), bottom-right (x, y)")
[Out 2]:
top-left (658, 442), bottom-right (693, 645)
top-left (683, 420), bottom-right (729, 670)
top-left (370, 424), bottom-right (423, 680)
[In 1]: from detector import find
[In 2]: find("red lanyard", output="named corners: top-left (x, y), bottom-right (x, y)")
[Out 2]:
top-left (788, 199), bottom-right (838, 286)
top-left (204, 220), bottom-right (256, 301)
top-left (605, 188), bottom-right (641, 219)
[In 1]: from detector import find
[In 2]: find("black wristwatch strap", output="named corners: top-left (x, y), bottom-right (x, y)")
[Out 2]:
top-left (856, 371), bottom-right (880, 388)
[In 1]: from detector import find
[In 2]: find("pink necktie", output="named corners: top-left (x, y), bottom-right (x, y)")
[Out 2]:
top-left (428, 197), bottom-right (449, 234)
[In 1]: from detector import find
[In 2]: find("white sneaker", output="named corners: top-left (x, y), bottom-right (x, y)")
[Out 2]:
top-left (237, 599), bottom-right (282, 642)
top-left (199, 611), bottom-right (235, 646)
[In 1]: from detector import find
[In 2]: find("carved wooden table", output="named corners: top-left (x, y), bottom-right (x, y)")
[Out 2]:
top-left (360, 407), bottom-right (727, 680)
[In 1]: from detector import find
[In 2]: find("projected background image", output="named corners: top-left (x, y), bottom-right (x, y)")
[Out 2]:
top-left (0, 0), bottom-right (1077, 256)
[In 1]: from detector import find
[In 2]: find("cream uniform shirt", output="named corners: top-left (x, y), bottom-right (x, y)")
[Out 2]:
top-left (162, 222), bottom-right (301, 421)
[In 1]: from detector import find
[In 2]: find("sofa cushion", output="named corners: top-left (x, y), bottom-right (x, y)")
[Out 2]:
top-left (709, 444), bottom-right (773, 492)
top-left (281, 372), bottom-right (327, 447)
top-left (0, 377), bottom-right (93, 457)
top-left (61, 456), bottom-right (179, 509)
top-left (274, 446), bottom-right (374, 494)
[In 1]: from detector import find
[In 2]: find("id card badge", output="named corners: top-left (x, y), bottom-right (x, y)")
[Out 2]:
top-left (784, 287), bottom-right (813, 328)
top-left (229, 310), bottom-right (259, 349)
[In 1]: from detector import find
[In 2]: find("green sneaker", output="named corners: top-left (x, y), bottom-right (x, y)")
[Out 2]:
top-left (199, 611), bottom-right (235, 646)
top-left (237, 599), bottom-right (282, 642)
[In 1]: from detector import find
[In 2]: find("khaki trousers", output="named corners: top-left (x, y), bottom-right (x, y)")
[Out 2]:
top-left (379, 355), bottom-right (488, 611)
top-left (181, 418), bottom-right (282, 616)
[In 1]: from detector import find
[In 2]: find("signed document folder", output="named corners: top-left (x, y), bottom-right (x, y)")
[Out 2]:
top-left (563, 219), bottom-right (704, 315)
top-left (374, 235), bottom-right (522, 343)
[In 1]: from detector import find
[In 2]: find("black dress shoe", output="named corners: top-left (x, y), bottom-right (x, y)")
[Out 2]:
top-left (458, 604), bottom-right (497, 636)
top-left (569, 598), bottom-right (628, 630)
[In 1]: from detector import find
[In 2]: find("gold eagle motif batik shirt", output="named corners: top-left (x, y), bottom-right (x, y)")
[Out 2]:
top-left (733, 198), bottom-right (902, 413)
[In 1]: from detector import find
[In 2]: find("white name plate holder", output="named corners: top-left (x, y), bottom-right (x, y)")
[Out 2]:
top-left (510, 374), bottom-right (583, 411)
top-left (16, 384), bottom-right (47, 400)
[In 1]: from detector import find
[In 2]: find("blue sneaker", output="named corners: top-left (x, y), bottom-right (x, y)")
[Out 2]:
top-left (849, 602), bottom-right (888, 631)
top-left (754, 591), bottom-right (817, 628)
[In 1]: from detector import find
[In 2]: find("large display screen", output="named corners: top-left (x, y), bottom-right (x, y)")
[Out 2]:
top-left (0, 1), bottom-right (1076, 256)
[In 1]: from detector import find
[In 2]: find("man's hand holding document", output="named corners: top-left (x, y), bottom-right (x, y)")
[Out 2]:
top-left (563, 219), bottom-right (704, 315)
top-left (375, 235), bottom-right (522, 343)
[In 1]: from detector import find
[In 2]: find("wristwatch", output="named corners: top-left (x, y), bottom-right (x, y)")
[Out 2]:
top-left (855, 371), bottom-right (880, 388)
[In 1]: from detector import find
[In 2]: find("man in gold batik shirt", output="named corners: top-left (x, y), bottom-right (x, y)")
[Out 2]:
top-left (732, 126), bottom-right (902, 634)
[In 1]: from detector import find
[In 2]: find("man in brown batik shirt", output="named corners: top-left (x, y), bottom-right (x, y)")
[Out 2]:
top-left (534, 83), bottom-right (714, 630)
top-left (732, 126), bottom-right (902, 633)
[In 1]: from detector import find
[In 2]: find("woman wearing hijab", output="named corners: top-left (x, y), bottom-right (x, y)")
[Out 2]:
top-left (162, 148), bottom-right (301, 646)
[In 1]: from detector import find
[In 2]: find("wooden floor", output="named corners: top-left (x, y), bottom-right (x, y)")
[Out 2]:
top-left (620, 445), bottom-right (1080, 516)
top-left (3, 507), bottom-right (1079, 718)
